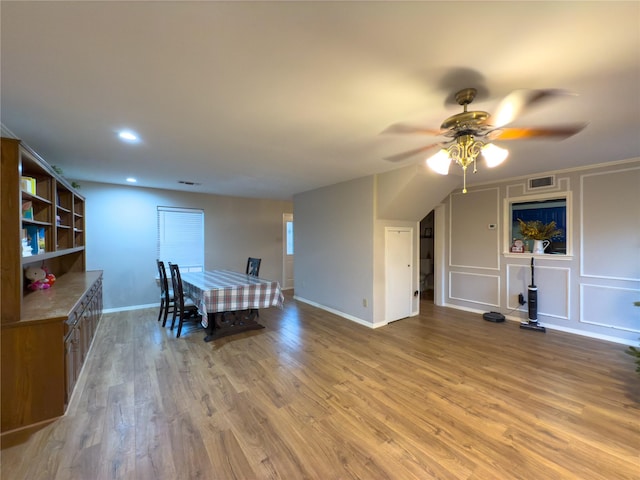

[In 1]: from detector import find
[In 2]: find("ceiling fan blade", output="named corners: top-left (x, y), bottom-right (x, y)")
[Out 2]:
top-left (486, 123), bottom-right (587, 141)
top-left (381, 123), bottom-right (445, 136)
top-left (490, 89), bottom-right (578, 127)
top-left (383, 142), bottom-right (444, 163)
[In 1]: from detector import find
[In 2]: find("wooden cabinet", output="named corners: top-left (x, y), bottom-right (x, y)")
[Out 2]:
top-left (0, 138), bottom-right (101, 448)
top-left (64, 274), bottom-right (103, 402)
top-left (1, 272), bottom-right (103, 447)
top-left (64, 323), bottom-right (80, 408)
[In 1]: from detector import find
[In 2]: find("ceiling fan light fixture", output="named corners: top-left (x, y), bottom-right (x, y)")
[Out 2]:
top-left (426, 149), bottom-right (452, 175)
top-left (386, 86), bottom-right (584, 194)
top-left (482, 143), bottom-right (509, 167)
top-left (427, 137), bottom-right (505, 193)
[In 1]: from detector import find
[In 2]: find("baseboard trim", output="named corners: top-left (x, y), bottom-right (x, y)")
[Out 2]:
top-left (102, 303), bottom-right (158, 314)
top-left (441, 302), bottom-right (635, 346)
top-left (1, 418), bottom-right (60, 450)
top-left (293, 295), bottom-right (385, 329)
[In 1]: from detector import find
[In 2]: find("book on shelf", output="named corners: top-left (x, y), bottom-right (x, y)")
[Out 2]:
top-left (22, 200), bottom-right (33, 219)
top-left (38, 228), bottom-right (46, 252)
top-left (25, 225), bottom-right (46, 255)
top-left (21, 230), bottom-right (32, 257)
top-left (20, 176), bottom-right (36, 195)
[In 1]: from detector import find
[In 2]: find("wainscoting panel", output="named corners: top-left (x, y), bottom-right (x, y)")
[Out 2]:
top-left (581, 167), bottom-right (640, 281)
top-left (449, 271), bottom-right (500, 307)
top-left (507, 264), bottom-right (570, 320)
top-left (580, 284), bottom-right (640, 333)
top-left (506, 183), bottom-right (526, 198)
top-left (449, 188), bottom-right (500, 270)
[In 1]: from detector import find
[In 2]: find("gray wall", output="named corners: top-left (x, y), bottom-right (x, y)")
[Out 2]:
top-left (292, 157), bottom-right (639, 345)
top-left (82, 157), bottom-right (639, 345)
top-left (82, 181), bottom-right (292, 310)
top-left (441, 159), bottom-right (640, 345)
top-left (293, 176), bottom-right (375, 324)
top-left (293, 168), bottom-right (447, 327)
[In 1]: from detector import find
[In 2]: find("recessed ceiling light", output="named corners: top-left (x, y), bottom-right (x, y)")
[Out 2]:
top-left (126, 177), bottom-right (137, 183)
top-left (118, 130), bottom-right (140, 143)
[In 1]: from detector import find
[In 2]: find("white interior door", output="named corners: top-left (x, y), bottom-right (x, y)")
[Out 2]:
top-left (385, 227), bottom-right (413, 322)
top-left (282, 213), bottom-right (294, 290)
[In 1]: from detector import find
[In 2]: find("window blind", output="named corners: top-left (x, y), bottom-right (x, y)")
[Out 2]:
top-left (157, 206), bottom-right (204, 272)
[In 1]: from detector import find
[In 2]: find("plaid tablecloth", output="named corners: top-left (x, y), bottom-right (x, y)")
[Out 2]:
top-left (180, 270), bottom-right (285, 328)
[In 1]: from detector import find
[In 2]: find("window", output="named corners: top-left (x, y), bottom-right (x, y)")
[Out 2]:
top-left (285, 220), bottom-right (294, 255)
top-left (157, 206), bottom-right (204, 271)
top-left (505, 192), bottom-right (572, 256)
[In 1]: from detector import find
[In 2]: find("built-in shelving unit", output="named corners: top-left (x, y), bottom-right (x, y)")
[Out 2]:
top-left (1, 137), bottom-right (102, 448)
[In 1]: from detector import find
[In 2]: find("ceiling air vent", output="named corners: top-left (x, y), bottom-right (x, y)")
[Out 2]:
top-left (528, 175), bottom-right (555, 190)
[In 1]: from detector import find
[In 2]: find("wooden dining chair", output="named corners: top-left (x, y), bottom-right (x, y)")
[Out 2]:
top-left (246, 257), bottom-right (261, 317)
top-left (156, 259), bottom-right (175, 327)
top-left (168, 263), bottom-right (201, 338)
top-left (246, 257), bottom-right (261, 277)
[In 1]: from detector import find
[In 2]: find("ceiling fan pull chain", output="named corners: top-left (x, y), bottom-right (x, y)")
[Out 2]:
top-left (462, 165), bottom-right (468, 194)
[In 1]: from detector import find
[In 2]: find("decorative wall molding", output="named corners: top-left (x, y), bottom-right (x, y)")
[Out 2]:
top-left (449, 271), bottom-right (500, 307)
top-left (506, 183), bottom-right (526, 198)
top-left (508, 176), bottom-right (569, 197)
top-left (559, 177), bottom-right (569, 191)
top-left (449, 187), bottom-right (500, 271)
top-left (444, 158), bottom-right (640, 345)
top-left (580, 166), bottom-right (640, 281)
top-left (580, 284), bottom-right (640, 333)
top-left (506, 263), bottom-right (570, 319)
top-left (503, 190), bottom-right (573, 257)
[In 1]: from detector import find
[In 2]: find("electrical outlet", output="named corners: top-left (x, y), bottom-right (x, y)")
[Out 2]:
top-left (518, 293), bottom-right (526, 306)
top-left (362, 298), bottom-right (367, 307)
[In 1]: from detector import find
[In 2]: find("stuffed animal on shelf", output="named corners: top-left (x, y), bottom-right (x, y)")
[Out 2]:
top-left (43, 266), bottom-right (56, 286)
top-left (24, 266), bottom-right (51, 290)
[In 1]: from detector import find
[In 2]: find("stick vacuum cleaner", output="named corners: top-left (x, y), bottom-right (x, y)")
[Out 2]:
top-left (520, 257), bottom-right (546, 332)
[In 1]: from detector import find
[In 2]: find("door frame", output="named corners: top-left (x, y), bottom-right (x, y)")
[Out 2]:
top-left (433, 204), bottom-right (446, 306)
top-left (282, 213), bottom-right (294, 290)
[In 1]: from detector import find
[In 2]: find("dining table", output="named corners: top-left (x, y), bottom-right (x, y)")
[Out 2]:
top-left (180, 269), bottom-right (284, 342)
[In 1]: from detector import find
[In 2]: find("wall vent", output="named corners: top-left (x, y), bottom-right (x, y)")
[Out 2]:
top-left (528, 175), bottom-right (555, 190)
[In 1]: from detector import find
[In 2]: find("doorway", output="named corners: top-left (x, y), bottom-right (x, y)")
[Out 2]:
top-left (282, 213), bottom-right (294, 290)
top-left (419, 211), bottom-right (435, 301)
top-left (385, 227), bottom-right (413, 322)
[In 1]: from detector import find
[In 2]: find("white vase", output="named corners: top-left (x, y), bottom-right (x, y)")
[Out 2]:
top-left (533, 239), bottom-right (550, 254)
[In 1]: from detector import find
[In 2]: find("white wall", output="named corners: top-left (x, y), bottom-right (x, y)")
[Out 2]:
top-left (82, 181), bottom-right (292, 310)
top-left (442, 159), bottom-right (640, 345)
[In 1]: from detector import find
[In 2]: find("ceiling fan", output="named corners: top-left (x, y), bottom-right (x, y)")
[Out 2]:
top-left (382, 87), bottom-right (587, 192)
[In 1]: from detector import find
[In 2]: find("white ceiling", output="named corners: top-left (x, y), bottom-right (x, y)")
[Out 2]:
top-left (2, 1), bottom-right (639, 200)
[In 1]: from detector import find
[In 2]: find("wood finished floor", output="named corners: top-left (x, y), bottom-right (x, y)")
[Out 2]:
top-left (1, 292), bottom-right (638, 480)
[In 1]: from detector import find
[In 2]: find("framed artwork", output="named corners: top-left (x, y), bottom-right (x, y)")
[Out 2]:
top-left (423, 227), bottom-right (432, 238)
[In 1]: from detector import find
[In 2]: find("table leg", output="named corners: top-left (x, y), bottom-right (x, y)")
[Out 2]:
top-left (203, 310), bottom-right (263, 342)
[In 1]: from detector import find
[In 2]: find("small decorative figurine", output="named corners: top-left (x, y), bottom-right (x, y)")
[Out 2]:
top-left (24, 266), bottom-right (51, 290)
